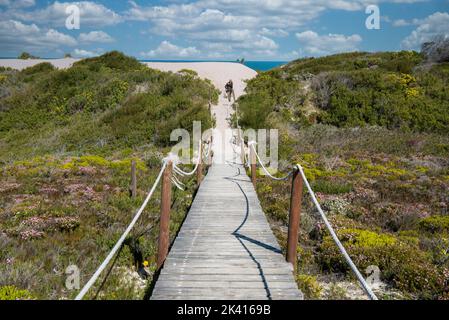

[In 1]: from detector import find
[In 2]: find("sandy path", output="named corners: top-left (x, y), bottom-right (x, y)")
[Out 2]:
top-left (144, 62), bottom-right (257, 164)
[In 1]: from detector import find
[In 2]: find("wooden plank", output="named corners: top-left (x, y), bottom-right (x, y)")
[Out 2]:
top-left (155, 280), bottom-right (299, 290)
top-left (160, 268), bottom-right (293, 276)
top-left (151, 163), bottom-right (302, 301)
top-left (157, 274), bottom-right (295, 282)
top-left (151, 289), bottom-right (303, 300)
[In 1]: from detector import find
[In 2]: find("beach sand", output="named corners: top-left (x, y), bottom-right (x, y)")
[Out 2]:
top-left (0, 58), bottom-right (80, 70)
top-left (143, 62), bottom-right (256, 99)
top-left (144, 62), bottom-right (258, 164)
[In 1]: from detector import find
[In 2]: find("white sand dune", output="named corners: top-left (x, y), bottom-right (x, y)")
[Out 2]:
top-left (143, 62), bottom-right (256, 99)
top-left (0, 58), bottom-right (79, 70)
top-left (144, 62), bottom-right (258, 164)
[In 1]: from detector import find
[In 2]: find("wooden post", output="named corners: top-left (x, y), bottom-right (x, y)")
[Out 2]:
top-left (286, 167), bottom-right (303, 272)
top-left (157, 161), bottom-right (173, 270)
top-left (197, 143), bottom-right (203, 185)
top-left (130, 160), bottom-right (137, 199)
top-left (250, 144), bottom-right (256, 187)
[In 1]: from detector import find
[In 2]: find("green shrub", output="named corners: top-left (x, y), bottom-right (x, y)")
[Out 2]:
top-left (237, 91), bottom-right (274, 129)
top-left (238, 51), bottom-right (449, 133)
top-left (74, 51), bottom-right (143, 71)
top-left (296, 274), bottom-right (322, 299)
top-left (312, 179), bottom-right (353, 194)
top-left (0, 51), bottom-right (215, 158)
top-left (179, 69), bottom-right (198, 77)
top-left (18, 52), bottom-right (38, 60)
top-left (21, 62), bottom-right (55, 76)
top-left (318, 228), bottom-right (446, 298)
top-left (0, 286), bottom-right (34, 300)
top-left (419, 215), bottom-right (449, 234)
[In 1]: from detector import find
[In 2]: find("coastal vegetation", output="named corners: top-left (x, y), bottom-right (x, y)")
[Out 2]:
top-left (18, 52), bottom-right (39, 60)
top-left (236, 47), bottom-right (449, 299)
top-left (0, 51), bottom-right (218, 299)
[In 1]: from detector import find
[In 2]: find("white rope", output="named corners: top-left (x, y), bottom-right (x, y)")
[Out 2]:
top-left (171, 178), bottom-right (185, 191)
top-left (75, 161), bottom-right (168, 300)
top-left (296, 164), bottom-right (378, 300)
top-left (172, 141), bottom-right (202, 176)
top-left (172, 173), bottom-right (185, 187)
top-left (171, 174), bottom-right (185, 191)
top-left (250, 143), bottom-right (293, 181)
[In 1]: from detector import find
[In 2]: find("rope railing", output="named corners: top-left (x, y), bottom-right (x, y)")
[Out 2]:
top-left (244, 139), bottom-right (378, 300)
top-left (173, 141), bottom-right (203, 176)
top-left (75, 138), bottom-right (211, 300)
top-left (249, 142), bottom-right (293, 181)
top-left (296, 164), bottom-right (378, 300)
top-left (75, 161), bottom-right (167, 300)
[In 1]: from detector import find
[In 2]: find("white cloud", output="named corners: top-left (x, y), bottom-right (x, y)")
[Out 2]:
top-left (401, 12), bottom-right (449, 49)
top-left (126, 0), bottom-right (430, 30)
top-left (140, 41), bottom-right (200, 58)
top-left (6, 1), bottom-right (121, 27)
top-left (280, 50), bottom-right (301, 60)
top-left (260, 28), bottom-right (289, 37)
top-left (126, 0), bottom-right (425, 59)
top-left (0, 0), bottom-right (434, 59)
top-left (393, 19), bottom-right (411, 27)
top-left (79, 31), bottom-right (114, 43)
top-left (392, 17), bottom-right (423, 27)
top-left (296, 31), bottom-right (362, 56)
top-left (72, 48), bottom-right (103, 58)
top-left (0, 20), bottom-right (77, 53)
top-left (0, 0), bottom-right (35, 8)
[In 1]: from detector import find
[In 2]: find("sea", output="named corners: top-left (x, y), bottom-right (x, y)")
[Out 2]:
top-left (0, 57), bottom-right (287, 72)
top-left (141, 60), bottom-right (287, 72)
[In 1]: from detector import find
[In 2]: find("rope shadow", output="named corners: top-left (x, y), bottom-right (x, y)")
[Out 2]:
top-left (230, 178), bottom-right (274, 300)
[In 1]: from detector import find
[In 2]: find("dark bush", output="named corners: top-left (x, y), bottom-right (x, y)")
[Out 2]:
top-left (21, 63), bottom-right (55, 76)
top-left (74, 51), bottom-right (143, 71)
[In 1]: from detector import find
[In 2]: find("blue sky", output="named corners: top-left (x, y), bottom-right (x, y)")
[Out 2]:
top-left (0, 0), bottom-right (448, 60)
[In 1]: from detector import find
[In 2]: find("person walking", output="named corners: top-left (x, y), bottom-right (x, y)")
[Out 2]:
top-left (225, 79), bottom-right (235, 102)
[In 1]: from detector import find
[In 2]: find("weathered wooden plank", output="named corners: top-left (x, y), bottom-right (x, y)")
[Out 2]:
top-left (151, 294), bottom-right (303, 301)
top-left (160, 267), bottom-right (293, 275)
top-left (151, 163), bottom-right (301, 300)
top-left (155, 281), bottom-right (299, 290)
top-left (165, 258), bottom-right (290, 266)
top-left (157, 274), bottom-right (295, 282)
top-left (151, 289), bottom-right (303, 300)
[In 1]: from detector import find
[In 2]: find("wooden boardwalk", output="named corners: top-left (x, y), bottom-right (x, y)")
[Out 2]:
top-left (151, 163), bottom-right (303, 300)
